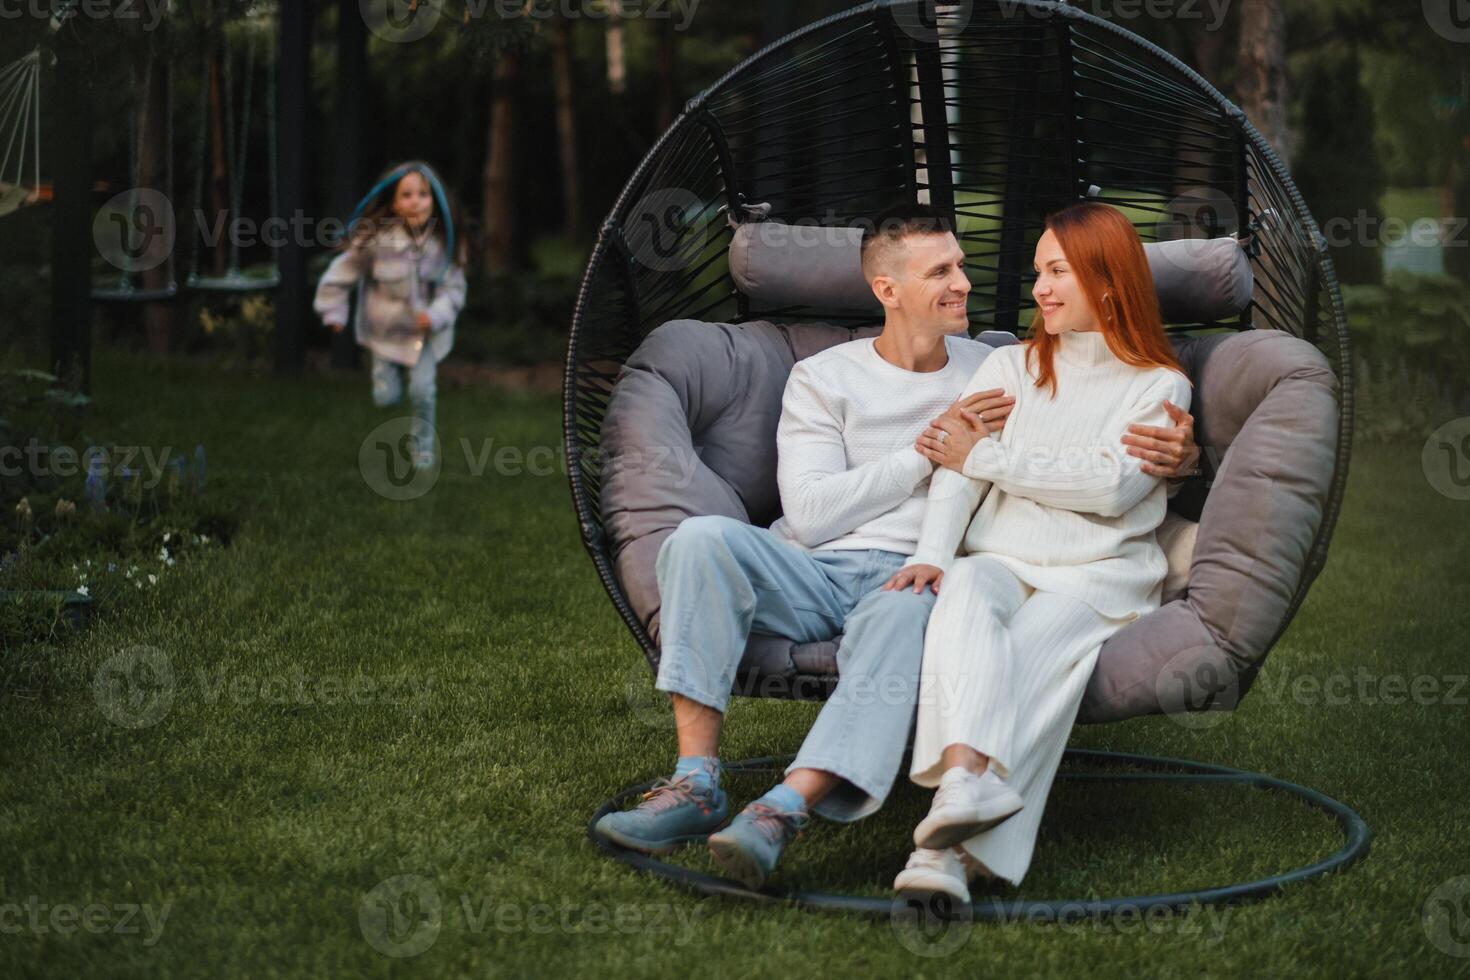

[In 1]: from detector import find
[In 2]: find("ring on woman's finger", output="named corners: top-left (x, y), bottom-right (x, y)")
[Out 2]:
top-left (936, 430), bottom-right (948, 443)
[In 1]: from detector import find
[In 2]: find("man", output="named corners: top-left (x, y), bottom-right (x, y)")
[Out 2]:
top-left (594, 204), bottom-right (1199, 890)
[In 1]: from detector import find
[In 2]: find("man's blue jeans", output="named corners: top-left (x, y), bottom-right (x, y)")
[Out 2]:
top-left (654, 515), bottom-right (937, 822)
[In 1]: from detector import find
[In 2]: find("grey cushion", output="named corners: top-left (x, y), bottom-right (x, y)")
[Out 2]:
top-left (728, 218), bottom-right (1254, 325)
top-left (600, 321), bottom-right (1338, 724)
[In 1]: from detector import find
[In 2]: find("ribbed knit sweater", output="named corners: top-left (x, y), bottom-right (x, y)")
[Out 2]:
top-left (904, 329), bottom-right (1192, 622)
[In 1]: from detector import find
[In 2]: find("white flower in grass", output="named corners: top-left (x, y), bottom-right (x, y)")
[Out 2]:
top-left (165, 558), bottom-right (175, 568)
top-left (148, 574), bottom-right (157, 586)
top-left (163, 532), bottom-right (171, 543)
top-left (77, 585), bottom-right (89, 597)
top-left (158, 548), bottom-right (169, 562)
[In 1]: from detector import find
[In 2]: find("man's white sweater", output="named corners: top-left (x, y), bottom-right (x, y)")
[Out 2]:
top-left (905, 328), bottom-right (1193, 622)
top-left (767, 334), bottom-right (990, 554)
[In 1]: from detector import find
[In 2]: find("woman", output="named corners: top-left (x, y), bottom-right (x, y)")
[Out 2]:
top-left (882, 201), bottom-right (1193, 901)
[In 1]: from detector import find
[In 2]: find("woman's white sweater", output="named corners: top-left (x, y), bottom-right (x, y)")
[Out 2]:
top-left (904, 329), bottom-right (1192, 622)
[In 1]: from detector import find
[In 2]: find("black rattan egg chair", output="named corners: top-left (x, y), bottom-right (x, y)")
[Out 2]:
top-left (566, 0), bottom-right (1368, 920)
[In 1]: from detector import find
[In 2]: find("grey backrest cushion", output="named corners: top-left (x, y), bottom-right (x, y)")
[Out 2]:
top-left (729, 219), bottom-right (1254, 325)
top-left (600, 320), bottom-right (1338, 723)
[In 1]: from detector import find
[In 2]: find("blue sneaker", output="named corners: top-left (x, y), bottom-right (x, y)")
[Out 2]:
top-left (706, 801), bottom-right (809, 890)
top-left (594, 775), bottom-right (729, 854)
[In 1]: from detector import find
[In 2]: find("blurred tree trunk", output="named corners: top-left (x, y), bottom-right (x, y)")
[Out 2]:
top-left (606, 0), bottom-right (626, 96)
top-left (483, 52), bottom-right (519, 276)
top-left (138, 55), bottom-right (177, 353)
top-left (208, 47), bottom-right (229, 278)
top-left (552, 19), bottom-right (582, 240)
top-left (1237, 0), bottom-right (1291, 161)
top-left (656, 13), bottom-right (677, 133)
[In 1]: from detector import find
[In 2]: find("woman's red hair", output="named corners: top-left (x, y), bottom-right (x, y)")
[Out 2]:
top-left (1024, 202), bottom-right (1186, 395)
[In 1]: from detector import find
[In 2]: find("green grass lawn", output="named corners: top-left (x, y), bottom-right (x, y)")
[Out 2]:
top-left (3, 349), bottom-right (1468, 977)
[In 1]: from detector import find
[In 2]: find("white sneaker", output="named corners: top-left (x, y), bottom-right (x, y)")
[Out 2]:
top-left (913, 766), bottom-right (1023, 850)
top-left (893, 847), bottom-right (970, 905)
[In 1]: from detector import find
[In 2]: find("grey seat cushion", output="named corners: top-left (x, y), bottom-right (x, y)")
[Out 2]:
top-left (600, 320), bottom-right (1338, 722)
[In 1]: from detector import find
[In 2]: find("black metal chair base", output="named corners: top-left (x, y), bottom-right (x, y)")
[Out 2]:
top-left (588, 749), bottom-right (1371, 921)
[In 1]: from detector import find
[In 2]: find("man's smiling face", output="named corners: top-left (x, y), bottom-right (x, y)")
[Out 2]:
top-left (879, 231), bottom-right (971, 334)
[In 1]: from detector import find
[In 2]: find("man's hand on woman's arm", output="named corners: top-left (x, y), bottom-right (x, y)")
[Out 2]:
top-left (1121, 399), bottom-right (1200, 479)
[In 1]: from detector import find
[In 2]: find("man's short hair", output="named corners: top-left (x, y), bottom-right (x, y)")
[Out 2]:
top-left (860, 202), bottom-right (954, 280)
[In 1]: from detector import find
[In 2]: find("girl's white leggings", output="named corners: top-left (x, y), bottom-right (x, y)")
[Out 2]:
top-left (910, 554), bottom-right (1128, 885)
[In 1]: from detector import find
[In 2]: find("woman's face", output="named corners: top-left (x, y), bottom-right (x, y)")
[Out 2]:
top-left (392, 172), bottom-right (434, 226)
top-left (1031, 229), bottom-right (1099, 334)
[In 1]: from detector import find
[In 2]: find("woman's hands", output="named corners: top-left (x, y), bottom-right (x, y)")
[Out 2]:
top-left (915, 388), bottom-right (1013, 473)
top-left (882, 563), bottom-right (944, 595)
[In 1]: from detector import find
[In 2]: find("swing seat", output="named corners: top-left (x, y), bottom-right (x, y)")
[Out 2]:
top-left (567, 0), bottom-right (1365, 914)
top-left (0, 184), bottom-right (37, 217)
top-left (91, 282), bottom-right (181, 304)
top-left (599, 230), bottom-right (1335, 723)
top-left (187, 270), bottom-right (282, 294)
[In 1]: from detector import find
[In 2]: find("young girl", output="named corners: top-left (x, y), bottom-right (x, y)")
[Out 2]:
top-left (884, 201), bottom-right (1193, 901)
top-left (315, 161), bottom-right (468, 468)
